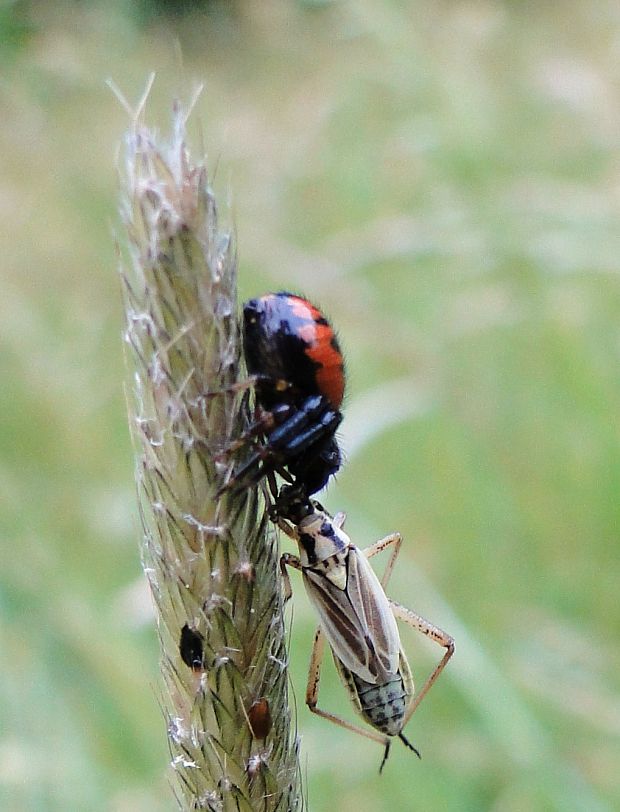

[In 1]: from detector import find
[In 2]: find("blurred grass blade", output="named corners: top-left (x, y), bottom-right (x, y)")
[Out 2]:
top-left (118, 97), bottom-right (300, 810)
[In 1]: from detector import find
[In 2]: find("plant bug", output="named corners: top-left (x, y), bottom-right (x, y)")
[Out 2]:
top-left (274, 494), bottom-right (455, 771)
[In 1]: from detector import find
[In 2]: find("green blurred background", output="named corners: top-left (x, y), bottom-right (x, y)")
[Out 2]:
top-left (2, 1), bottom-right (620, 809)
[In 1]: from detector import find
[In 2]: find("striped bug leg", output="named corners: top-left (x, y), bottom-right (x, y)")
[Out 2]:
top-left (280, 553), bottom-right (302, 603)
top-left (388, 600), bottom-right (455, 728)
top-left (361, 532), bottom-right (402, 589)
top-left (332, 511), bottom-right (346, 529)
top-left (304, 626), bottom-right (390, 748)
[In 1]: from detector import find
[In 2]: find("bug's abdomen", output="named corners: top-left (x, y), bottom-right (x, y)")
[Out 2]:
top-left (351, 672), bottom-right (409, 736)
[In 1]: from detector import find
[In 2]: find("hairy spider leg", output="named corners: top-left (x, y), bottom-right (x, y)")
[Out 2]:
top-left (218, 395), bottom-right (341, 496)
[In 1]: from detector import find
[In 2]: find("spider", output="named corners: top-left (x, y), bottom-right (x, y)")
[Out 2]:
top-left (218, 292), bottom-right (345, 501)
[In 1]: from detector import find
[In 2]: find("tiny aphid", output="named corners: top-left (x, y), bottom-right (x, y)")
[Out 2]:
top-left (275, 496), bottom-right (454, 771)
top-left (179, 624), bottom-right (206, 672)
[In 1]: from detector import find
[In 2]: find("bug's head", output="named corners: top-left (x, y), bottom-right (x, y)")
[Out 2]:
top-left (271, 484), bottom-right (316, 525)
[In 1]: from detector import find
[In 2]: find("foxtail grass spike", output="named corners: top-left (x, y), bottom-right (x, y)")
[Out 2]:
top-left (118, 97), bottom-right (301, 811)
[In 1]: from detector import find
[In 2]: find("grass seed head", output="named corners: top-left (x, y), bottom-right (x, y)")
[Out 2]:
top-left (120, 96), bottom-right (300, 810)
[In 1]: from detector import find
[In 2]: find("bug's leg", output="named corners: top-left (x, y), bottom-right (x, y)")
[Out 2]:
top-left (208, 378), bottom-right (271, 456)
top-left (274, 408), bottom-right (341, 458)
top-left (216, 451), bottom-right (271, 497)
top-left (276, 518), bottom-right (299, 543)
top-left (216, 441), bottom-right (289, 496)
top-left (256, 395), bottom-right (340, 472)
top-left (220, 442), bottom-right (298, 496)
top-left (202, 373), bottom-right (287, 400)
top-left (389, 600), bottom-right (455, 727)
top-left (305, 627), bottom-right (390, 748)
top-left (265, 468), bottom-right (287, 521)
top-left (215, 405), bottom-right (280, 459)
top-left (221, 396), bottom-right (340, 496)
top-left (332, 511), bottom-right (346, 529)
top-left (217, 400), bottom-right (300, 493)
top-left (216, 431), bottom-right (261, 457)
top-left (279, 553), bottom-right (302, 602)
top-left (269, 505), bottom-right (299, 544)
top-left (266, 469), bottom-right (280, 502)
top-left (201, 374), bottom-right (259, 399)
top-left (361, 532), bottom-right (402, 589)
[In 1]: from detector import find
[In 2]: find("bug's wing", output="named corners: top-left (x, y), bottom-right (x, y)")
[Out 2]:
top-left (303, 568), bottom-right (378, 684)
top-left (303, 547), bottom-right (400, 684)
top-left (345, 547), bottom-right (400, 678)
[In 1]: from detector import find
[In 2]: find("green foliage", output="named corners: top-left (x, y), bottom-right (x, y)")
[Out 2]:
top-left (0, 0), bottom-right (35, 59)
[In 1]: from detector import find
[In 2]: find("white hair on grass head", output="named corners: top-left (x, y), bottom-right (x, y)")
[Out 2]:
top-left (117, 82), bottom-right (301, 810)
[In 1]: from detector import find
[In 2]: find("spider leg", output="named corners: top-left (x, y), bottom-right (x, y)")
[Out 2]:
top-left (218, 396), bottom-right (341, 496)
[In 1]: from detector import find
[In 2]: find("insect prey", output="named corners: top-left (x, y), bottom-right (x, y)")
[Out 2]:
top-left (274, 495), bottom-right (455, 771)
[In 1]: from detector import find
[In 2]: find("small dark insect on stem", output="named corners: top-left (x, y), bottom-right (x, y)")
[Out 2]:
top-left (179, 624), bottom-right (205, 672)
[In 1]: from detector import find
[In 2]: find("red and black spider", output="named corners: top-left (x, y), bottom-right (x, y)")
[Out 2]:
top-left (218, 292), bottom-right (345, 502)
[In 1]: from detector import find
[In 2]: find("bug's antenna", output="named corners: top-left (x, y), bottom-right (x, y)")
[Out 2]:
top-left (399, 732), bottom-right (422, 760)
top-left (379, 740), bottom-right (391, 774)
